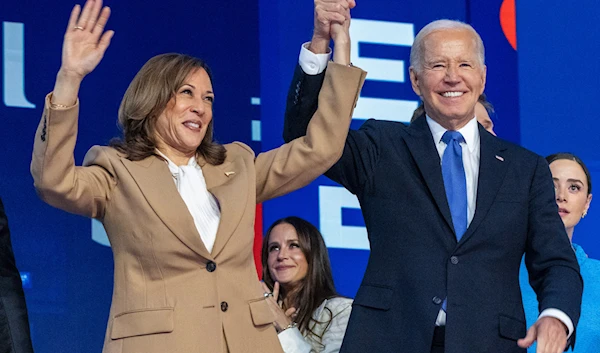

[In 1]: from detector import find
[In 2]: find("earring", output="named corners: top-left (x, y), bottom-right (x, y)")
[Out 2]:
top-left (582, 211), bottom-right (587, 218)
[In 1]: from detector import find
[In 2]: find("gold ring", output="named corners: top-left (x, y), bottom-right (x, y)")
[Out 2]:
top-left (73, 26), bottom-right (84, 30)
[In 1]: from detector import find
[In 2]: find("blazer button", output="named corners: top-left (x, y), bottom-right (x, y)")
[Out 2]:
top-left (206, 261), bottom-right (216, 272)
top-left (450, 256), bottom-right (459, 265)
top-left (220, 301), bottom-right (228, 312)
top-left (432, 296), bottom-right (442, 305)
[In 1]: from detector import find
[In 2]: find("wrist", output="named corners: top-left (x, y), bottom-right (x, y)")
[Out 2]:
top-left (309, 34), bottom-right (331, 54)
top-left (277, 321), bottom-right (297, 334)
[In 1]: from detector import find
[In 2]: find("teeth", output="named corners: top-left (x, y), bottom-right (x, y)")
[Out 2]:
top-left (184, 122), bottom-right (200, 129)
top-left (442, 92), bottom-right (463, 97)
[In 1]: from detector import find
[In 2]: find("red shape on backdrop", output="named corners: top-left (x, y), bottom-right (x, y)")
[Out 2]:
top-left (500, 0), bottom-right (517, 50)
top-left (254, 204), bottom-right (263, 278)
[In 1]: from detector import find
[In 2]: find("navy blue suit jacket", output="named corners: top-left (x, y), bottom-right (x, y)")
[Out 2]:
top-left (0, 198), bottom-right (34, 353)
top-left (283, 65), bottom-right (582, 353)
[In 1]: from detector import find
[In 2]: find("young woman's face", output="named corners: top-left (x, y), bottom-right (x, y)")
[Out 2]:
top-left (550, 159), bottom-right (592, 239)
top-left (266, 223), bottom-right (308, 289)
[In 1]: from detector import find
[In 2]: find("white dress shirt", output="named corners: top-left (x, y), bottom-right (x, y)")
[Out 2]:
top-left (297, 44), bottom-right (573, 336)
top-left (157, 151), bottom-right (221, 253)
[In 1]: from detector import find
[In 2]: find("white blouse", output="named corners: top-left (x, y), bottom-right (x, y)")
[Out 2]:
top-left (278, 297), bottom-right (353, 353)
top-left (158, 152), bottom-right (221, 253)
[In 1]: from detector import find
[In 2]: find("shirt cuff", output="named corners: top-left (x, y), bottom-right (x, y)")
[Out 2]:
top-left (278, 326), bottom-right (312, 353)
top-left (538, 308), bottom-right (574, 338)
top-left (299, 42), bottom-right (331, 75)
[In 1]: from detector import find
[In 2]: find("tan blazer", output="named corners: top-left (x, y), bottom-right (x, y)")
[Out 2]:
top-left (31, 63), bottom-right (365, 353)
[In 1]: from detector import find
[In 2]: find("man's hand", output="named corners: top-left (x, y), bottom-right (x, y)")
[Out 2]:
top-left (309, 0), bottom-right (356, 54)
top-left (517, 317), bottom-right (568, 353)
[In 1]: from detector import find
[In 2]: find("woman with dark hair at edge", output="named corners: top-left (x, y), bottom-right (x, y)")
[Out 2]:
top-left (520, 153), bottom-right (598, 352)
top-left (29, 0), bottom-right (365, 352)
top-left (261, 217), bottom-right (352, 353)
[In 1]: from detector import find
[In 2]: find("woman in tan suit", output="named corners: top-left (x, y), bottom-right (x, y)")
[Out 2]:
top-left (30, 1), bottom-right (364, 352)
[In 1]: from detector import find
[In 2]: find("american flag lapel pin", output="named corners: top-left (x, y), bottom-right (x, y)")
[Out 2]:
top-left (495, 155), bottom-right (504, 162)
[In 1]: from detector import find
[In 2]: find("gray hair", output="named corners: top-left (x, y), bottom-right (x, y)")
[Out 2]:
top-left (410, 19), bottom-right (485, 73)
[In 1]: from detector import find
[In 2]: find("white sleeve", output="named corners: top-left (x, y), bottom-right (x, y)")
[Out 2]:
top-left (298, 42), bottom-right (332, 75)
top-left (537, 308), bottom-right (574, 338)
top-left (278, 327), bottom-right (313, 353)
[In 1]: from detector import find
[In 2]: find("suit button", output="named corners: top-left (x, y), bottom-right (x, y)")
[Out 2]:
top-left (206, 261), bottom-right (216, 272)
top-left (432, 296), bottom-right (442, 305)
top-left (220, 301), bottom-right (228, 312)
top-left (450, 256), bottom-right (459, 265)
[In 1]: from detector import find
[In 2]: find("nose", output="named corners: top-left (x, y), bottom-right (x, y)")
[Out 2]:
top-left (190, 100), bottom-right (205, 116)
top-left (277, 247), bottom-right (288, 261)
top-left (556, 186), bottom-right (567, 203)
top-left (444, 65), bottom-right (460, 83)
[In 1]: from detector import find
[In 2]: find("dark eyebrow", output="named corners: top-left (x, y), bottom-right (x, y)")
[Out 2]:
top-left (553, 177), bottom-right (584, 185)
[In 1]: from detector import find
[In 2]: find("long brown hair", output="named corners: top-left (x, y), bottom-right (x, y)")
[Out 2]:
top-left (110, 53), bottom-right (226, 165)
top-left (261, 217), bottom-right (339, 339)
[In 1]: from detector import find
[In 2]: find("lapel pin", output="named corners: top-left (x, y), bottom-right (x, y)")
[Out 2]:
top-left (224, 171), bottom-right (235, 177)
top-left (495, 155), bottom-right (504, 162)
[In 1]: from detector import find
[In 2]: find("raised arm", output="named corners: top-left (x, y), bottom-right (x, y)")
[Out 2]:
top-left (283, 0), bottom-right (355, 143)
top-left (31, 0), bottom-right (116, 218)
top-left (52, 0), bottom-right (114, 107)
top-left (255, 3), bottom-right (364, 204)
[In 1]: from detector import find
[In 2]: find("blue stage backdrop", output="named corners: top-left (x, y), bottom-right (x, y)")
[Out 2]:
top-left (1, 0), bottom-right (598, 351)
top-left (517, 0), bottom-right (600, 258)
top-left (1, 0), bottom-right (260, 351)
top-left (260, 0), bottom-right (522, 299)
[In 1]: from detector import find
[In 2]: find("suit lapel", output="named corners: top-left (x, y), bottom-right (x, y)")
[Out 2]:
top-left (199, 157), bottom-right (247, 259)
top-left (405, 117), bottom-right (455, 235)
top-left (121, 155), bottom-right (212, 259)
top-left (458, 126), bottom-right (509, 247)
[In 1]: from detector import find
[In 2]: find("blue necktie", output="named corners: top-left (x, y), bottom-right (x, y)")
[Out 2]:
top-left (441, 131), bottom-right (468, 241)
top-left (440, 131), bottom-right (467, 313)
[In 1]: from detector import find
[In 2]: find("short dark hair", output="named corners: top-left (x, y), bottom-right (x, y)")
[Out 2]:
top-left (546, 153), bottom-right (592, 194)
top-left (261, 217), bottom-right (339, 340)
top-left (110, 53), bottom-right (226, 165)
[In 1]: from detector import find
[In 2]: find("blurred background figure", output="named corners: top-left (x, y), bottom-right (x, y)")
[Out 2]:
top-left (261, 217), bottom-right (352, 353)
top-left (0, 197), bottom-right (35, 353)
top-left (520, 153), bottom-right (597, 352)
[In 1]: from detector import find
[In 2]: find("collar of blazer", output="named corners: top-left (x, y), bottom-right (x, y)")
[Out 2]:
top-left (120, 152), bottom-right (247, 260)
top-left (406, 116), bottom-right (510, 248)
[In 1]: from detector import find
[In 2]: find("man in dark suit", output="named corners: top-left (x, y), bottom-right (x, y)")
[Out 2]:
top-left (282, 3), bottom-right (582, 353)
top-left (0, 197), bottom-right (34, 353)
